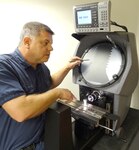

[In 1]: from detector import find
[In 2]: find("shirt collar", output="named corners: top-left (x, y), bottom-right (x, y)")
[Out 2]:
top-left (13, 48), bottom-right (43, 70)
top-left (13, 48), bottom-right (33, 69)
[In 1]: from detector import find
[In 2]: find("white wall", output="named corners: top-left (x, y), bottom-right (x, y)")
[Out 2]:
top-left (0, 0), bottom-right (139, 108)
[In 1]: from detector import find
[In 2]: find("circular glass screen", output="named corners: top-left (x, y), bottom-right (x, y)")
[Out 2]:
top-left (80, 42), bottom-right (125, 87)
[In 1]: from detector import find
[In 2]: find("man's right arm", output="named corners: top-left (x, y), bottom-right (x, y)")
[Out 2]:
top-left (2, 88), bottom-right (75, 122)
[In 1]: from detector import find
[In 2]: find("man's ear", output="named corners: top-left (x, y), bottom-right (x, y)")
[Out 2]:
top-left (23, 37), bottom-right (31, 49)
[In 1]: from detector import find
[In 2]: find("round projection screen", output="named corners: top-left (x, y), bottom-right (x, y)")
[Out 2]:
top-left (80, 42), bottom-right (126, 87)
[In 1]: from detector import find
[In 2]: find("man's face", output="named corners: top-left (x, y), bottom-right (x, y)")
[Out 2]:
top-left (28, 31), bottom-right (53, 64)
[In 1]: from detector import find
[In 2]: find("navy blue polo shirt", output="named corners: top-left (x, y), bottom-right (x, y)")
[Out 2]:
top-left (0, 49), bottom-right (52, 150)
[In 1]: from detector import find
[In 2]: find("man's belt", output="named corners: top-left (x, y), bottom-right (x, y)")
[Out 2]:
top-left (20, 143), bottom-right (36, 150)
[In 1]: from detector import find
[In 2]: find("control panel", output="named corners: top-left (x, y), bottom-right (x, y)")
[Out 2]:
top-left (73, 1), bottom-right (111, 33)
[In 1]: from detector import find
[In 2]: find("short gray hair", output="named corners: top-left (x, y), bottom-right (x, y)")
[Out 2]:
top-left (19, 21), bottom-right (54, 45)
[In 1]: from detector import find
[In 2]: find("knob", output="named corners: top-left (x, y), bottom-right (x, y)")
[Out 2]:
top-left (87, 94), bottom-right (95, 102)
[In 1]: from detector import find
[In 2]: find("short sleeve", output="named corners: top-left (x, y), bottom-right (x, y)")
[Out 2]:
top-left (0, 62), bottom-right (25, 106)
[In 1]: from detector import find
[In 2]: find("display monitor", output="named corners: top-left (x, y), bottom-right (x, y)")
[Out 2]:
top-left (77, 10), bottom-right (92, 25)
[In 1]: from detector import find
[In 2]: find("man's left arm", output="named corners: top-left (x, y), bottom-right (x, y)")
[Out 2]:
top-left (51, 56), bottom-right (81, 88)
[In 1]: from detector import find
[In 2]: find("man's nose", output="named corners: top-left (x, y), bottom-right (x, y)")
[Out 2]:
top-left (48, 45), bottom-right (53, 51)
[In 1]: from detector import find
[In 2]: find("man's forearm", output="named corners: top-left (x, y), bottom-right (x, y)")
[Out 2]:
top-left (51, 67), bottom-right (71, 88)
top-left (3, 88), bottom-right (60, 122)
top-left (51, 56), bottom-right (81, 88)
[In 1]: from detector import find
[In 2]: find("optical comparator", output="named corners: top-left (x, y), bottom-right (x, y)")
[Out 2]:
top-left (44, 1), bottom-right (139, 150)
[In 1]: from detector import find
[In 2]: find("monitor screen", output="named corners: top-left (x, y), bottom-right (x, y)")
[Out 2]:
top-left (77, 10), bottom-right (92, 25)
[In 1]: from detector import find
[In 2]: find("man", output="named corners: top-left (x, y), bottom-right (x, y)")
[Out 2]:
top-left (0, 22), bottom-right (81, 150)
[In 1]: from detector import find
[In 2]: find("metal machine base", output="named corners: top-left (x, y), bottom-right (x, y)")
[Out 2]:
top-left (44, 102), bottom-right (139, 150)
top-left (44, 102), bottom-right (104, 150)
